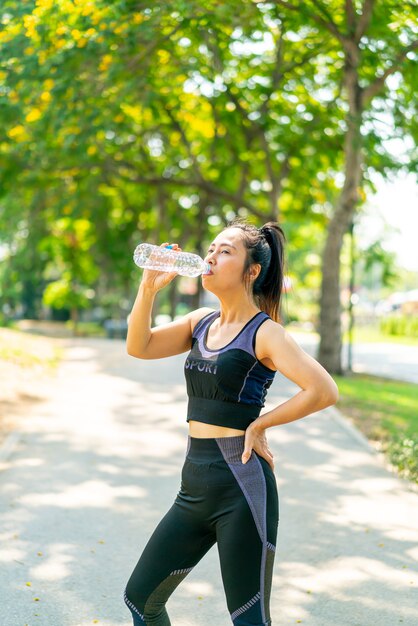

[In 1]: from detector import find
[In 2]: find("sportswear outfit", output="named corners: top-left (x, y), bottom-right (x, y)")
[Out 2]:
top-left (124, 310), bottom-right (279, 625)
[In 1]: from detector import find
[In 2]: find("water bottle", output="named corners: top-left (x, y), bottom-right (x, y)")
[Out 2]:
top-left (133, 243), bottom-right (211, 277)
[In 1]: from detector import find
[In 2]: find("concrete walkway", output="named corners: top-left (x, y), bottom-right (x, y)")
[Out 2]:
top-left (0, 338), bottom-right (417, 626)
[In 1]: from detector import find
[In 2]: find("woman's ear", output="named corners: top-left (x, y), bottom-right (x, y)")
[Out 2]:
top-left (250, 263), bottom-right (261, 281)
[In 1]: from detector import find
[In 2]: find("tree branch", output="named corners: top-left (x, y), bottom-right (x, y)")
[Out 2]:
top-left (109, 162), bottom-right (267, 219)
top-left (205, 31), bottom-right (259, 153)
top-left (355, 0), bottom-right (374, 42)
top-left (237, 161), bottom-right (250, 208)
top-left (256, 29), bottom-right (326, 116)
top-left (362, 39), bottom-right (418, 104)
top-left (310, 0), bottom-right (344, 38)
top-left (271, 155), bottom-right (291, 221)
top-left (258, 28), bottom-right (286, 119)
top-left (272, 0), bottom-right (347, 47)
top-left (283, 43), bottom-right (328, 78)
top-left (127, 22), bottom-right (183, 71)
top-left (163, 105), bottom-right (205, 183)
top-left (345, 0), bottom-right (356, 34)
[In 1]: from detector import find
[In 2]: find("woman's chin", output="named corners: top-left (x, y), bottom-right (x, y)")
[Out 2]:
top-left (201, 280), bottom-right (222, 297)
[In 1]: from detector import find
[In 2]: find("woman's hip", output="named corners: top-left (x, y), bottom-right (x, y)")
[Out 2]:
top-left (181, 434), bottom-right (278, 495)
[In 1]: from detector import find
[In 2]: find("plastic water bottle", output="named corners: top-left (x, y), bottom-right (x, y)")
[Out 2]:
top-left (133, 243), bottom-right (211, 277)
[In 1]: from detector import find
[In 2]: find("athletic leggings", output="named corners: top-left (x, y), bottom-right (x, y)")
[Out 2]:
top-left (124, 434), bottom-right (279, 625)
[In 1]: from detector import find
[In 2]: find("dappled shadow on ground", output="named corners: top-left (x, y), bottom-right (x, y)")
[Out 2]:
top-left (266, 418), bottom-right (418, 625)
top-left (0, 337), bottom-right (417, 626)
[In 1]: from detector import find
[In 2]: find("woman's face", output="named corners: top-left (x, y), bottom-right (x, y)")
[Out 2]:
top-left (201, 227), bottom-right (255, 293)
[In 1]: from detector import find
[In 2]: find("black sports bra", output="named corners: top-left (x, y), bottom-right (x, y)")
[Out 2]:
top-left (184, 310), bottom-right (276, 430)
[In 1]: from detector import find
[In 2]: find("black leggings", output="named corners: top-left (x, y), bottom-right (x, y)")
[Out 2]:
top-left (124, 434), bottom-right (279, 625)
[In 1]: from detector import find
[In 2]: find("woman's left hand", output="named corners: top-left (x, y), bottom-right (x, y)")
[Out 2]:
top-left (242, 421), bottom-right (274, 470)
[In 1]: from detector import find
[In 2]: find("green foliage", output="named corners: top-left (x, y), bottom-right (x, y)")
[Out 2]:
top-left (362, 241), bottom-right (398, 287)
top-left (43, 277), bottom-right (90, 311)
top-left (387, 437), bottom-right (418, 484)
top-left (380, 315), bottom-right (418, 338)
top-left (0, 0), bottom-right (416, 322)
top-left (64, 320), bottom-right (106, 337)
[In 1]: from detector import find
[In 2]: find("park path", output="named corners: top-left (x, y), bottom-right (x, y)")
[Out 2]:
top-left (0, 337), bottom-right (417, 626)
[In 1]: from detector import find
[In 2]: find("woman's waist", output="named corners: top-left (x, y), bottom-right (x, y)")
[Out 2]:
top-left (188, 420), bottom-right (245, 439)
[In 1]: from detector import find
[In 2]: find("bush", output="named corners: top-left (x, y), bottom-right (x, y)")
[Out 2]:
top-left (64, 321), bottom-right (106, 337)
top-left (386, 437), bottom-right (418, 483)
top-left (380, 314), bottom-right (418, 338)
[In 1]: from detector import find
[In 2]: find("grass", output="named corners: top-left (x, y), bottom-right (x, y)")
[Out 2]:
top-left (64, 320), bottom-right (106, 337)
top-left (334, 372), bottom-right (418, 484)
top-left (0, 327), bottom-right (63, 441)
top-left (9, 319), bottom-right (107, 338)
top-left (342, 325), bottom-right (418, 346)
top-left (0, 327), bottom-right (62, 369)
top-left (288, 323), bottom-right (418, 347)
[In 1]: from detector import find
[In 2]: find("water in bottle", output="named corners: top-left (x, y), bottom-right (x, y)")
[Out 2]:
top-left (133, 243), bottom-right (211, 277)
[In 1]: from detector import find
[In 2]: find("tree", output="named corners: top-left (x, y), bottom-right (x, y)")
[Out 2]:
top-left (272, 0), bottom-right (418, 372)
top-left (1, 0), bottom-right (415, 359)
top-left (0, 0), bottom-right (337, 321)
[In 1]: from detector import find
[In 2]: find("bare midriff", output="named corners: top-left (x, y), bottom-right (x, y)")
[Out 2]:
top-left (188, 420), bottom-right (246, 438)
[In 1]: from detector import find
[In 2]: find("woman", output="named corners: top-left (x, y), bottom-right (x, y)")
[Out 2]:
top-left (124, 219), bottom-right (338, 625)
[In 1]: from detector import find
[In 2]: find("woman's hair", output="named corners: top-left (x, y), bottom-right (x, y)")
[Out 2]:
top-left (224, 217), bottom-right (287, 323)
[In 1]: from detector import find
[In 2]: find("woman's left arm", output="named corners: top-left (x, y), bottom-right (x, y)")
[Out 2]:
top-left (242, 320), bottom-right (339, 467)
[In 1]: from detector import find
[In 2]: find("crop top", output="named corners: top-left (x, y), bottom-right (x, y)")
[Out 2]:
top-left (184, 309), bottom-right (276, 430)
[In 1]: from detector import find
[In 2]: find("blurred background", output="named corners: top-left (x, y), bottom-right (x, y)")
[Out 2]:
top-left (0, 1), bottom-right (417, 478)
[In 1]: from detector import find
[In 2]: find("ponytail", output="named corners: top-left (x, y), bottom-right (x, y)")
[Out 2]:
top-left (255, 222), bottom-right (286, 322)
top-left (225, 218), bottom-right (287, 322)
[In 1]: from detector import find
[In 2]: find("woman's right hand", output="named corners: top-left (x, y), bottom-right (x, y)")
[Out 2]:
top-left (140, 242), bottom-right (182, 293)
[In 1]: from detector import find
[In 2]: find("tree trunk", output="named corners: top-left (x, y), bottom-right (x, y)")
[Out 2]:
top-left (317, 52), bottom-right (363, 374)
top-left (168, 279), bottom-right (178, 320)
top-left (151, 294), bottom-right (160, 328)
top-left (71, 306), bottom-right (79, 337)
top-left (195, 196), bottom-right (209, 309)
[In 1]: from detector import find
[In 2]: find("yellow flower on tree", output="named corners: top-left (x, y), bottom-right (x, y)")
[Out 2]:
top-left (133, 13), bottom-right (144, 24)
top-left (157, 50), bottom-right (170, 65)
top-left (26, 108), bottom-right (42, 123)
top-left (8, 125), bottom-right (27, 140)
top-left (35, 0), bottom-right (54, 9)
top-left (99, 54), bottom-right (112, 72)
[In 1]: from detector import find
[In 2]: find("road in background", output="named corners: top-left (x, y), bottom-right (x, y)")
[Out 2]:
top-left (290, 331), bottom-right (418, 384)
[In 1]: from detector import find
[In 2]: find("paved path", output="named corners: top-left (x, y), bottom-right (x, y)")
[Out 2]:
top-left (0, 338), bottom-right (417, 626)
top-left (290, 332), bottom-right (418, 384)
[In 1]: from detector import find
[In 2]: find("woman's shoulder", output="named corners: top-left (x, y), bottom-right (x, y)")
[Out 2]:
top-left (256, 316), bottom-right (286, 346)
top-left (256, 317), bottom-right (311, 365)
top-left (189, 307), bottom-right (218, 334)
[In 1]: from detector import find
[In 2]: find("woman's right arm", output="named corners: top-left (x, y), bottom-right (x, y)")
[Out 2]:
top-left (126, 242), bottom-right (213, 360)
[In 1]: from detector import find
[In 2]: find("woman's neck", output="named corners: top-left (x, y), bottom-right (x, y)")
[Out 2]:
top-left (215, 295), bottom-right (260, 325)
